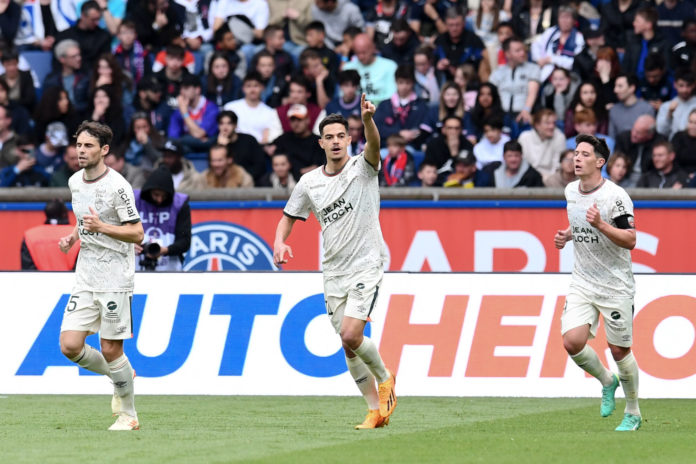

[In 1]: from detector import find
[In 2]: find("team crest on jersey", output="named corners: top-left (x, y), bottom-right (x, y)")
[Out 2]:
top-left (183, 222), bottom-right (278, 271)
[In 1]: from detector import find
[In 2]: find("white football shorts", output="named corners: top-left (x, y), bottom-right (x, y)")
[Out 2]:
top-left (323, 266), bottom-right (383, 333)
top-left (60, 290), bottom-right (133, 340)
top-left (561, 290), bottom-right (634, 347)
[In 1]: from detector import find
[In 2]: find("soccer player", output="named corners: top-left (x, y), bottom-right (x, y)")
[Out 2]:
top-left (554, 134), bottom-right (641, 432)
top-left (273, 95), bottom-right (397, 429)
top-left (58, 121), bottom-right (144, 431)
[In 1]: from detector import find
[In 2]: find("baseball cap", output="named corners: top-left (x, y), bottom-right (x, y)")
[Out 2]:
top-left (46, 122), bottom-right (69, 147)
top-left (161, 139), bottom-right (182, 156)
top-left (455, 150), bottom-right (476, 166)
top-left (287, 104), bottom-right (308, 119)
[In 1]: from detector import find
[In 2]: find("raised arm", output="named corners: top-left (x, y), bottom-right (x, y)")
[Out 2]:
top-left (361, 93), bottom-right (380, 170)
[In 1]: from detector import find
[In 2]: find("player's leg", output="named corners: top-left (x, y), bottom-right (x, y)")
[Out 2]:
top-left (59, 291), bottom-right (110, 376)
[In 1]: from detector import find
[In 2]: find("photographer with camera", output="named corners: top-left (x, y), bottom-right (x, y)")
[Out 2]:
top-left (134, 164), bottom-right (192, 271)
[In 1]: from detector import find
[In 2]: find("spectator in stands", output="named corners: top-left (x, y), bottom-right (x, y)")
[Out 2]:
top-left (203, 51), bottom-right (241, 108)
top-left (303, 21), bottom-right (340, 78)
top-left (133, 76), bottom-right (171, 135)
top-left (469, 0), bottom-right (511, 53)
top-left (492, 21), bottom-right (515, 69)
top-left (129, 0), bottom-right (185, 52)
top-left (671, 108), bottom-right (696, 175)
top-left (464, 82), bottom-right (509, 144)
top-left (54, 1), bottom-right (111, 71)
top-left (113, 20), bottom-right (147, 85)
top-left (201, 143), bottom-right (253, 188)
top-left (531, 4), bottom-right (584, 83)
top-left (168, 74), bottom-right (219, 154)
top-left (267, 104), bottom-right (324, 179)
top-left (453, 63), bottom-right (479, 111)
top-left (0, 0), bottom-right (22, 46)
top-left (637, 140), bottom-right (689, 188)
top-left (380, 134), bottom-right (415, 187)
top-left (413, 44), bottom-right (440, 106)
top-left (615, 114), bottom-right (665, 185)
top-left (177, 0), bottom-right (213, 51)
top-left (49, 143), bottom-right (78, 187)
top-left (0, 79), bottom-right (31, 136)
top-left (489, 37), bottom-right (540, 127)
top-left (154, 45), bottom-right (192, 111)
top-left (89, 53), bottom-right (133, 110)
top-left (223, 71), bottom-right (283, 145)
top-left (88, 85), bottom-right (126, 145)
top-left (656, 69), bottom-right (696, 139)
top-left (258, 152), bottom-right (296, 190)
top-left (518, 108), bottom-right (566, 181)
top-left (606, 151), bottom-right (634, 188)
top-left (268, 0), bottom-right (313, 55)
top-left (442, 151), bottom-right (492, 188)
top-left (672, 18), bottom-right (696, 73)
top-left (325, 70), bottom-right (362, 118)
top-left (564, 81), bottom-right (609, 138)
top-left (594, 45), bottom-right (622, 106)
top-left (473, 114), bottom-right (511, 171)
top-left (155, 139), bottom-right (203, 191)
top-left (511, 0), bottom-right (557, 44)
top-left (211, 111), bottom-right (263, 185)
top-left (343, 34), bottom-right (399, 106)
top-left (540, 67), bottom-right (580, 130)
top-left (299, 48), bottom-right (335, 108)
top-left (408, 0), bottom-right (448, 40)
top-left (115, 111), bottom-right (165, 172)
top-left (277, 75), bottom-right (323, 133)
top-left (334, 25), bottom-right (361, 63)
top-left (599, 0), bottom-right (644, 52)
top-left (573, 24), bottom-right (606, 82)
top-left (150, 34), bottom-right (197, 75)
top-left (0, 135), bottom-right (49, 187)
top-left (250, 25), bottom-right (295, 80)
top-left (373, 64), bottom-right (429, 147)
top-left (491, 139), bottom-right (544, 188)
top-left (638, 53), bottom-right (676, 113)
top-left (212, 0), bottom-right (269, 44)
top-left (622, 6), bottom-right (671, 80)
top-left (434, 6), bottom-right (490, 82)
top-left (364, 0), bottom-right (410, 52)
top-left (104, 150), bottom-right (147, 189)
top-left (544, 148), bottom-right (577, 188)
top-left (567, 108), bottom-right (616, 153)
top-left (20, 199), bottom-right (75, 271)
top-left (416, 160), bottom-right (438, 187)
top-left (423, 81), bottom-right (465, 138)
top-left (255, 50), bottom-right (285, 108)
top-left (657, 0), bottom-right (694, 46)
top-left (310, 0), bottom-right (365, 48)
top-left (379, 18), bottom-right (420, 67)
top-left (212, 24), bottom-right (246, 81)
top-left (35, 121), bottom-right (68, 175)
top-left (424, 115), bottom-right (474, 185)
top-left (609, 73), bottom-right (655, 138)
top-left (43, 39), bottom-right (90, 114)
top-left (0, 49), bottom-right (36, 112)
top-left (0, 103), bottom-right (16, 168)
top-left (347, 114), bottom-right (365, 156)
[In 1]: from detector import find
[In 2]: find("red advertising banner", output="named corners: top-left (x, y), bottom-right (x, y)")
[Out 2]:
top-left (1, 204), bottom-right (694, 272)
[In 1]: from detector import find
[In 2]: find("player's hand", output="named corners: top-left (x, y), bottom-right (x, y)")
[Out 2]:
top-left (58, 234), bottom-right (76, 253)
top-left (586, 202), bottom-right (602, 227)
top-left (134, 243), bottom-right (144, 254)
top-left (554, 228), bottom-right (571, 249)
top-left (360, 93), bottom-right (376, 122)
top-left (83, 206), bottom-right (103, 233)
top-left (273, 243), bottom-right (293, 267)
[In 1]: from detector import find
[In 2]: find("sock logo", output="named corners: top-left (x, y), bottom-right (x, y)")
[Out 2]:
top-left (114, 381), bottom-right (128, 388)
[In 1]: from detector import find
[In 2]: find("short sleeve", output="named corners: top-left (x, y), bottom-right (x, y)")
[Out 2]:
top-left (283, 178), bottom-right (311, 220)
top-left (610, 188), bottom-right (634, 222)
top-left (527, 63), bottom-right (541, 83)
top-left (114, 181), bottom-right (141, 223)
top-left (355, 152), bottom-right (380, 178)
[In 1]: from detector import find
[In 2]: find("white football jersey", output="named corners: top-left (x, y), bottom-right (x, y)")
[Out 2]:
top-left (284, 153), bottom-right (387, 276)
top-left (69, 168), bottom-right (141, 292)
top-left (565, 179), bottom-right (635, 298)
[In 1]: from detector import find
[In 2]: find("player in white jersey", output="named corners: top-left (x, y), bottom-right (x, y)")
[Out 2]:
top-left (58, 121), bottom-right (144, 431)
top-left (554, 134), bottom-right (641, 432)
top-left (273, 95), bottom-right (396, 429)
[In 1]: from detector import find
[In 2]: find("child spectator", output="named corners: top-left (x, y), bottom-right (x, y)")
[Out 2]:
top-left (325, 69), bottom-right (362, 118)
top-left (416, 161), bottom-right (438, 187)
top-left (380, 133), bottom-right (415, 187)
top-left (473, 114), bottom-right (511, 170)
top-left (606, 152), bottom-right (634, 188)
top-left (113, 20), bottom-right (147, 85)
top-left (567, 108), bottom-right (616, 153)
top-left (304, 20), bottom-right (340, 78)
top-left (223, 71), bottom-right (282, 145)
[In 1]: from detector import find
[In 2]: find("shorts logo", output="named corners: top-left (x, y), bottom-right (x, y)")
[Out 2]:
top-left (105, 301), bottom-right (119, 319)
top-left (611, 311), bottom-right (621, 320)
top-left (184, 222), bottom-right (278, 271)
top-left (356, 283), bottom-right (365, 290)
top-left (107, 301), bottom-right (117, 311)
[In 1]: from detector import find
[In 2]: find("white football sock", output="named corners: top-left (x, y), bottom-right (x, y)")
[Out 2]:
top-left (69, 345), bottom-right (110, 377)
top-left (109, 354), bottom-right (136, 417)
top-left (570, 345), bottom-right (614, 386)
top-left (352, 337), bottom-right (390, 384)
top-left (616, 352), bottom-right (641, 416)
top-left (346, 355), bottom-right (379, 410)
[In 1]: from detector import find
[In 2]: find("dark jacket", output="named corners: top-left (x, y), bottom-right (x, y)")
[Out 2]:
top-left (636, 166), bottom-right (690, 188)
top-left (373, 96), bottom-right (430, 146)
top-left (671, 130), bottom-right (696, 174)
top-left (615, 130), bottom-right (666, 174)
top-left (380, 33), bottom-right (422, 66)
top-left (0, 71), bottom-right (37, 111)
top-left (227, 132), bottom-right (268, 184)
top-left (128, 0), bottom-right (185, 51)
top-left (42, 70), bottom-right (90, 114)
top-left (54, 25), bottom-right (111, 71)
top-left (492, 163), bottom-right (545, 188)
top-left (600, 0), bottom-right (650, 50)
top-left (621, 32), bottom-right (672, 78)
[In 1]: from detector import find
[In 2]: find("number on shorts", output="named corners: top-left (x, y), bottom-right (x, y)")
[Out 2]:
top-left (66, 295), bottom-right (79, 312)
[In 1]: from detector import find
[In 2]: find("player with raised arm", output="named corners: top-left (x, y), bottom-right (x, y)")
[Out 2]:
top-left (555, 133), bottom-right (641, 431)
top-left (273, 95), bottom-right (397, 429)
top-left (58, 121), bottom-right (144, 431)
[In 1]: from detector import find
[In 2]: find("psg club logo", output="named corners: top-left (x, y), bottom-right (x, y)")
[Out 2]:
top-left (183, 222), bottom-right (278, 271)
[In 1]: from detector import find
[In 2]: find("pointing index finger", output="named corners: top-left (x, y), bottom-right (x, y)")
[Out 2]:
top-left (361, 93), bottom-right (365, 107)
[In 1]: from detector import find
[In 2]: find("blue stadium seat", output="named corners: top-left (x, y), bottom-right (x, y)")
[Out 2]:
top-left (21, 50), bottom-right (53, 95)
top-left (186, 152), bottom-right (208, 172)
top-left (192, 51), bottom-right (205, 75)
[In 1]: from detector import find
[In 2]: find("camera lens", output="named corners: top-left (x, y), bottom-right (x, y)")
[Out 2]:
top-left (144, 242), bottom-right (161, 255)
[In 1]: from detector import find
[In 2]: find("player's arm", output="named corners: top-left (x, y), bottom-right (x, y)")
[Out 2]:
top-left (554, 226), bottom-right (572, 249)
top-left (273, 214), bottom-right (297, 266)
top-left (586, 203), bottom-right (636, 250)
top-left (83, 206), bottom-right (145, 244)
top-left (58, 225), bottom-right (79, 253)
top-left (361, 93), bottom-right (380, 170)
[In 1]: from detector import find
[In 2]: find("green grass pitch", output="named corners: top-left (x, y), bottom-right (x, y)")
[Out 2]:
top-left (1, 395), bottom-right (694, 463)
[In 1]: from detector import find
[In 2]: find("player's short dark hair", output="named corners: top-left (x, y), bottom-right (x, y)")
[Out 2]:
top-left (394, 64), bottom-right (414, 82)
top-left (503, 140), bottom-right (522, 154)
top-left (337, 69), bottom-right (360, 86)
top-left (217, 110), bottom-right (238, 125)
top-left (319, 113), bottom-right (349, 136)
top-left (75, 120), bottom-right (113, 148)
top-left (575, 133), bottom-right (610, 162)
top-left (305, 21), bottom-right (325, 34)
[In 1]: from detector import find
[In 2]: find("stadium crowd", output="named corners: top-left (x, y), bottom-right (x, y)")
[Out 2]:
top-left (1, 0), bottom-right (696, 190)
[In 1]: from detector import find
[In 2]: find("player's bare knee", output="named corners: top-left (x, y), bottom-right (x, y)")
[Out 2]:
top-left (562, 337), bottom-right (584, 356)
top-left (340, 329), bottom-right (362, 350)
top-left (100, 339), bottom-right (123, 362)
top-left (59, 338), bottom-right (83, 359)
top-left (609, 345), bottom-right (630, 361)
